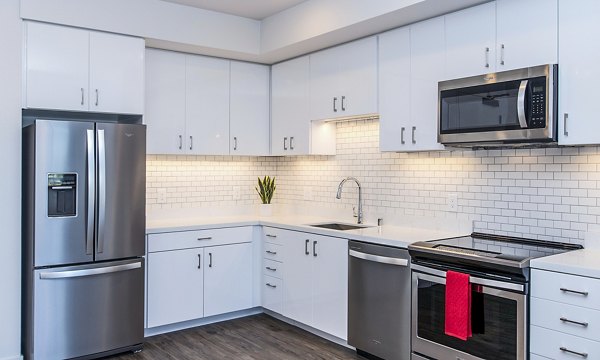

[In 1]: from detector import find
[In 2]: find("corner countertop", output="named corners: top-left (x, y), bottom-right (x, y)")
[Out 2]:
top-left (531, 249), bottom-right (600, 279)
top-left (146, 215), bottom-right (469, 249)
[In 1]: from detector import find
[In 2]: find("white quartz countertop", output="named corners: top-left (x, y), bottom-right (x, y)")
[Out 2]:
top-left (531, 249), bottom-right (600, 279)
top-left (146, 215), bottom-right (468, 248)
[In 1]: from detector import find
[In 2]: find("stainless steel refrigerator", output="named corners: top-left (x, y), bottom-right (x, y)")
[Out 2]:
top-left (22, 116), bottom-right (146, 360)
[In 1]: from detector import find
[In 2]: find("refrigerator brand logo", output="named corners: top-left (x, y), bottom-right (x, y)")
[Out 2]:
top-left (125, 133), bottom-right (134, 137)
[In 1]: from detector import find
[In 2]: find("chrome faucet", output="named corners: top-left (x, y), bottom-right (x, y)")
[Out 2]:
top-left (336, 177), bottom-right (363, 224)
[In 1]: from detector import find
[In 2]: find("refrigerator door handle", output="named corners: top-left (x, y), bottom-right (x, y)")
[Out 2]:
top-left (86, 129), bottom-right (95, 255)
top-left (97, 129), bottom-right (106, 254)
top-left (39, 262), bottom-right (141, 279)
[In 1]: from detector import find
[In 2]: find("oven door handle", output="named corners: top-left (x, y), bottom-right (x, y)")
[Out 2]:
top-left (412, 263), bottom-right (524, 292)
top-left (517, 79), bottom-right (529, 128)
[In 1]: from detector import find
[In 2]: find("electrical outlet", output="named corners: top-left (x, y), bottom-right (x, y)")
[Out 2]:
top-left (232, 186), bottom-right (241, 200)
top-left (447, 193), bottom-right (458, 212)
top-left (157, 188), bottom-right (167, 204)
top-left (303, 186), bottom-right (313, 201)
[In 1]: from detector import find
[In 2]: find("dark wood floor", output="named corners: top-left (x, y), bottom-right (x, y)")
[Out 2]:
top-left (108, 314), bottom-right (367, 360)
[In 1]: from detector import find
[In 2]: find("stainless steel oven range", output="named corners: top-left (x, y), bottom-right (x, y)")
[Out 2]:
top-left (408, 233), bottom-right (581, 360)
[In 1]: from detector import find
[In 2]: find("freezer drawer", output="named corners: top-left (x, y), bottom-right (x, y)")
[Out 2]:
top-left (29, 259), bottom-right (144, 360)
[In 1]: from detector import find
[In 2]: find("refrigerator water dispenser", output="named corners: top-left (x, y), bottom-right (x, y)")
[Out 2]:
top-left (47, 173), bottom-right (76, 217)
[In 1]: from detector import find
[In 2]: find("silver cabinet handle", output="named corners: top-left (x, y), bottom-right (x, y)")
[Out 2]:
top-left (265, 267), bottom-right (277, 272)
top-left (81, 88), bottom-right (85, 105)
top-left (349, 249), bottom-right (408, 266)
top-left (290, 136), bottom-right (294, 150)
top-left (85, 129), bottom-right (95, 255)
top-left (209, 253), bottom-right (212, 268)
top-left (561, 287), bottom-right (589, 296)
top-left (412, 126), bottom-right (416, 144)
top-left (500, 44), bottom-right (505, 65)
top-left (305, 239), bottom-right (309, 255)
top-left (341, 95), bottom-right (346, 111)
top-left (485, 47), bottom-right (490, 68)
top-left (284, 137), bottom-right (288, 150)
top-left (313, 240), bottom-right (317, 257)
top-left (197, 237), bottom-right (212, 241)
top-left (266, 283), bottom-right (277, 288)
top-left (564, 113), bottom-right (569, 136)
top-left (179, 135), bottom-right (183, 150)
top-left (197, 254), bottom-right (201, 269)
top-left (40, 262), bottom-right (141, 279)
top-left (95, 89), bottom-right (99, 106)
top-left (560, 317), bottom-right (589, 327)
top-left (233, 137), bottom-right (238, 151)
top-left (517, 80), bottom-right (529, 128)
top-left (333, 97), bottom-right (338, 112)
top-left (560, 347), bottom-right (588, 358)
top-left (401, 127), bottom-right (405, 144)
top-left (266, 250), bottom-right (277, 255)
top-left (189, 135), bottom-right (193, 150)
top-left (265, 234), bottom-right (277, 238)
top-left (97, 129), bottom-right (106, 254)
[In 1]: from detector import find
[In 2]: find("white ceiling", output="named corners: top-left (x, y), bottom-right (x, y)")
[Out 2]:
top-left (160, 0), bottom-right (307, 20)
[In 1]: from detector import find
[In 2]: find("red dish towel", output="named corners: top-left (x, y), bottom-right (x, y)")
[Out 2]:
top-left (445, 270), bottom-right (472, 341)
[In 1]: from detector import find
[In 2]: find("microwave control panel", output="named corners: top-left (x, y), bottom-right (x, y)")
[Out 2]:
top-left (529, 77), bottom-right (546, 128)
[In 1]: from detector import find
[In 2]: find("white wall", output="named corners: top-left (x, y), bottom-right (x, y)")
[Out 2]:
top-left (0, 0), bottom-right (22, 358)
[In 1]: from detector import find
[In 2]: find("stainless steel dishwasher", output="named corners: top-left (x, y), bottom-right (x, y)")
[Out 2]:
top-left (348, 240), bottom-right (411, 360)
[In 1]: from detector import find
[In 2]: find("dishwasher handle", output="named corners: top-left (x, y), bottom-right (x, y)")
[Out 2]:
top-left (349, 249), bottom-right (408, 266)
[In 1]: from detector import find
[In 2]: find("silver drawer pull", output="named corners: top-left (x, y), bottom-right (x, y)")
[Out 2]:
top-left (265, 234), bottom-right (277, 238)
top-left (560, 317), bottom-right (589, 327)
top-left (266, 250), bottom-right (277, 255)
top-left (560, 347), bottom-right (588, 358)
top-left (197, 237), bottom-right (212, 241)
top-left (561, 287), bottom-right (589, 296)
top-left (265, 267), bottom-right (277, 271)
top-left (266, 283), bottom-right (277, 288)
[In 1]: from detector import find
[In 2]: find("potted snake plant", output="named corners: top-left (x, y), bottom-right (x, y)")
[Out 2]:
top-left (256, 176), bottom-right (276, 217)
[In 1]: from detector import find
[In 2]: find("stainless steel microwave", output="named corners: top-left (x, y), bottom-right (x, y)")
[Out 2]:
top-left (438, 64), bottom-right (558, 146)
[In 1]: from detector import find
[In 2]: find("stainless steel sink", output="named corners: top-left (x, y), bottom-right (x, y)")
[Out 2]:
top-left (308, 223), bottom-right (370, 231)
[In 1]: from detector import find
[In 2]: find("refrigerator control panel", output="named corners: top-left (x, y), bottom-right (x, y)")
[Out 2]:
top-left (47, 173), bottom-right (77, 217)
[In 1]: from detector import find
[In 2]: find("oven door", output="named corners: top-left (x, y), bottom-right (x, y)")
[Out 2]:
top-left (411, 264), bottom-right (527, 360)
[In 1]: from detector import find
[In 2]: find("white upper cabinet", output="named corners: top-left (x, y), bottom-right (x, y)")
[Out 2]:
top-left (185, 55), bottom-right (230, 155)
top-left (271, 56), bottom-right (335, 156)
top-left (445, 2), bottom-right (497, 80)
top-left (230, 61), bottom-right (270, 156)
top-left (24, 21), bottom-right (144, 114)
top-left (310, 37), bottom-right (378, 121)
top-left (496, 0), bottom-right (558, 71)
top-left (89, 31), bottom-right (145, 114)
top-left (558, 0), bottom-right (600, 145)
top-left (145, 49), bottom-right (187, 155)
top-left (410, 17), bottom-right (446, 152)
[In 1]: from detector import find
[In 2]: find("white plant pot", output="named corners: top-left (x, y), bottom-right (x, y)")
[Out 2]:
top-left (259, 203), bottom-right (273, 217)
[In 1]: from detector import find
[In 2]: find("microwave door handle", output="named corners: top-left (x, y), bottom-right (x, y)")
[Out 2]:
top-left (517, 79), bottom-right (529, 128)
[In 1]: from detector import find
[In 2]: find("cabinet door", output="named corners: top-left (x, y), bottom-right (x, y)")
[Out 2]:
top-left (312, 236), bottom-right (348, 340)
top-left (309, 47), bottom-right (340, 121)
top-left (410, 18), bottom-right (445, 151)
top-left (558, 0), bottom-right (600, 145)
top-left (496, 0), bottom-right (557, 71)
top-left (89, 32), bottom-right (144, 114)
top-left (271, 56), bottom-right (310, 155)
top-left (25, 22), bottom-right (89, 111)
top-left (204, 243), bottom-right (253, 317)
top-left (147, 248), bottom-right (203, 328)
top-left (230, 62), bottom-right (270, 156)
top-left (185, 55), bottom-right (230, 155)
top-left (145, 49), bottom-right (187, 154)
top-left (378, 27), bottom-right (412, 152)
top-left (337, 37), bottom-right (378, 118)
top-left (445, 2), bottom-right (496, 79)
top-left (282, 231), bottom-right (314, 326)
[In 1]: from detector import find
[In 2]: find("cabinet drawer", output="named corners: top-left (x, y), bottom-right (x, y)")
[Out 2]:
top-left (532, 269), bottom-right (600, 310)
top-left (531, 297), bottom-right (600, 341)
top-left (148, 227), bottom-right (252, 252)
top-left (263, 227), bottom-right (286, 245)
top-left (264, 242), bottom-right (282, 261)
top-left (262, 275), bottom-right (283, 314)
top-left (531, 325), bottom-right (600, 360)
top-left (530, 355), bottom-right (550, 360)
top-left (263, 259), bottom-right (283, 279)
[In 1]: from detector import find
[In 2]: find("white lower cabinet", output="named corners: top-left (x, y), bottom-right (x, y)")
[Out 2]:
top-left (146, 227), bottom-right (253, 328)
